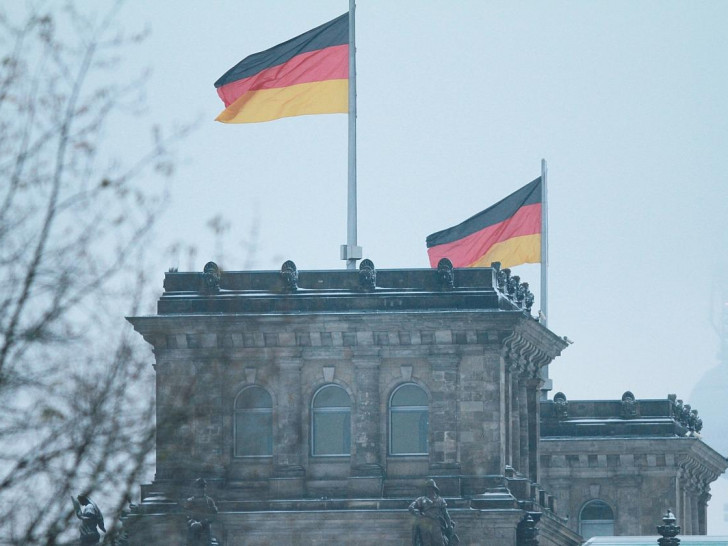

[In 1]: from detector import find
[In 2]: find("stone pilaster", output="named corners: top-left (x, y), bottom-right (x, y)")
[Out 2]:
top-left (349, 352), bottom-right (384, 496)
top-left (271, 357), bottom-right (304, 497)
top-left (526, 374), bottom-right (543, 482)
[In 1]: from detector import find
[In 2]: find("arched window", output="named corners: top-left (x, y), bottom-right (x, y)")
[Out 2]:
top-left (579, 500), bottom-right (615, 539)
top-left (312, 385), bottom-right (351, 456)
top-left (234, 386), bottom-right (273, 457)
top-left (389, 383), bottom-right (428, 455)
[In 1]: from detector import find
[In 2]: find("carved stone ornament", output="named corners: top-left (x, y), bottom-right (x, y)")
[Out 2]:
top-left (507, 274), bottom-right (520, 300)
top-left (183, 478), bottom-right (218, 546)
top-left (280, 260), bottom-right (298, 292)
top-left (436, 258), bottom-right (455, 290)
top-left (620, 391), bottom-right (639, 419)
top-left (553, 392), bottom-right (569, 421)
top-left (516, 512), bottom-right (540, 546)
top-left (498, 268), bottom-right (511, 294)
top-left (359, 259), bottom-right (376, 291)
top-left (201, 262), bottom-right (220, 294)
top-left (657, 509), bottom-right (681, 546)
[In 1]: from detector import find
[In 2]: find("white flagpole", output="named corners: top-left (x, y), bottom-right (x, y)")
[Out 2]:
top-left (540, 158), bottom-right (552, 399)
top-left (341, 0), bottom-right (362, 269)
top-left (540, 158), bottom-right (548, 326)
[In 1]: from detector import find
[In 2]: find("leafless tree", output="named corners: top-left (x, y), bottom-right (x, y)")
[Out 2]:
top-left (0, 2), bottom-right (188, 544)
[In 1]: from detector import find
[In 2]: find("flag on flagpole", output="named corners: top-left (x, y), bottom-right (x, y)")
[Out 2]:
top-left (426, 177), bottom-right (543, 269)
top-left (214, 13), bottom-right (349, 124)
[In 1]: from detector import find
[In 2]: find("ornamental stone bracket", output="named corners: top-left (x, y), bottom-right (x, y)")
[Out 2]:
top-left (502, 329), bottom-right (563, 380)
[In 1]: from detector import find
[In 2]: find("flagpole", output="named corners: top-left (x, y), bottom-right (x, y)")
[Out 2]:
top-left (540, 158), bottom-right (552, 399)
top-left (341, 0), bottom-right (362, 269)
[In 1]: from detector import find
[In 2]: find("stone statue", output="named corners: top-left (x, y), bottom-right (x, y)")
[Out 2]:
top-left (183, 478), bottom-right (218, 546)
top-left (280, 260), bottom-right (298, 292)
top-left (553, 392), bottom-right (569, 421)
top-left (620, 391), bottom-right (639, 419)
top-left (71, 494), bottom-right (105, 545)
top-left (436, 258), bottom-right (454, 290)
top-left (359, 259), bottom-right (376, 291)
top-left (201, 262), bottom-right (221, 294)
top-left (409, 479), bottom-right (458, 546)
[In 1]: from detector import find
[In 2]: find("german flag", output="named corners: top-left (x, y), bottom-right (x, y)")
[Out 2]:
top-left (214, 13), bottom-right (348, 124)
top-left (426, 177), bottom-right (542, 269)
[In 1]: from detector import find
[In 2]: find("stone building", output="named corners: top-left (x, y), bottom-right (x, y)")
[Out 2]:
top-left (122, 261), bottom-right (726, 545)
top-left (539, 393), bottom-right (727, 540)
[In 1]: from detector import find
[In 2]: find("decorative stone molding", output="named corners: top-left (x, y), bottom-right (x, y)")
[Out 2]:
top-left (280, 260), bottom-right (298, 292)
top-left (436, 258), bottom-right (455, 290)
top-left (502, 330), bottom-right (557, 380)
top-left (620, 391), bottom-right (639, 419)
top-left (657, 509), bottom-right (680, 546)
top-left (200, 261), bottom-right (221, 294)
top-left (358, 259), bottom-right (376, 291)
top-left (668, 394), bottom-right (704, 435)
top-left (492, 264), bottom-right (536, 316)
top-left (553, 392), bottom-right (568, 421)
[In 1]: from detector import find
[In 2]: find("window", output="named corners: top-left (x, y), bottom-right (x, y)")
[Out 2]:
top-left (389, 383), bottom-right (428, 455)
top-left (312, 385), bottom-right (351, 456)
top-left (579, 500), bottom-right (615, 539)
top-left (234, 386), bottom-right (272, 457)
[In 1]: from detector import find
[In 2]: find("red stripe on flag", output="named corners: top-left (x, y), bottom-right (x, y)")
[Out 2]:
top-left (427, 203), bottom-right (541, 268)
top-left (217, 44), bottom-right (348, 107)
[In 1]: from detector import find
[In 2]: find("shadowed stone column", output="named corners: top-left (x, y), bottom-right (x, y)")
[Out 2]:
top-left (526, 374), bottom-right (543, 482)
top-left (271, 357), bottom-right (304, 497)
top-left (349, 352), bottom-right (384, 496)
top-left (698, 490), bottom-right (710, 534)
top-left (508, 359), bottom-right (522, 473)
top-left (504, 362), bottom-right (512, 467)
top-left (518, 374), bottom-right (530, 477)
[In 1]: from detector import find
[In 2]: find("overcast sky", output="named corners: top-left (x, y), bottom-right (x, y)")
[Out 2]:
top-left (20, 0), bottom-right (728, 531)
top-left (118, 0), bottom-right (728, 396)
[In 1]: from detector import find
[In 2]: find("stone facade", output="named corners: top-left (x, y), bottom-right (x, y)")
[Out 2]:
top-left (540, 395), bottom-right (727, 539)
top-left (124, 262), bottom-right (581, 545)
top-left (122, 261), bottom-right (726, 545)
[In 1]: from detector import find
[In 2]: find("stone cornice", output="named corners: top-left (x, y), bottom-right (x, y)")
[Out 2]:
top-left (502, 324), bottom-right (567, 379)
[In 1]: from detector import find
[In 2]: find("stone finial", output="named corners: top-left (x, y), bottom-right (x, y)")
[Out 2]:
top-left (553, 392), bottom-right (568, 421)
top-left (524, 290), bottom-right (535, 314)
top-left (280, 260), bottom-right (298, 292)
top-left (692, 409), bottom-right (703, 434)
top-left (507, 275), bottom-right (520, 301)
top-left (436, 258), bottom-right (455, 290)
top-left (657, 509), bottom-right (680, 545)
top-left (687, 409), bottom-right (702, 435)
top-left (498, 267), bottom-right (511, 293)
top-left (201, 262), bottom-right (221, 294)
top-left (620, 391), bottom-right (639, 419)
top-left (516, 513), bottom-right (540, 546)
top-left (491, 261), bottom-right (501, 272)
top-left (516, 281), bottom-right (527, 306)
top-left (359, 259), bottom-right (376, 291)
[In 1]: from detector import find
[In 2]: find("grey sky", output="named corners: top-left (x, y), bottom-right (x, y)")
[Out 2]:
top-left (119, 0), bottom-right (728, 396)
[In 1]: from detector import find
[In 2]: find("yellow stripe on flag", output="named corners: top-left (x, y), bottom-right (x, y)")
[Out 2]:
top-left (468, 234), bottom-right (541, 269)
top-left (216, 79), bottom-right (348, 124)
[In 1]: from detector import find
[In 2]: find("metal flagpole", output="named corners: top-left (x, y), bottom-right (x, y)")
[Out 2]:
top-left (540, 158), bottom-right (552, 399)
top-left (341, 0), bottom-right (362, 269)
top-left (540, 158), bottom-right (548, 327)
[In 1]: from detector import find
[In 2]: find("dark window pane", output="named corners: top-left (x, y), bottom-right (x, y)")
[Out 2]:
top-left (313, 411), bottom-right (350, 455)
top-left (314, 386), bottom-right (351, 408)
top-left (581, 501), bottom-right (614, 520)
top-left (235, 386), bottom-right (272, 409)
top-left (391, 411), bottom-right (428, 454)
top-left (235, 412), bottom-right (272, 456)
top-left (391, 384), bottom-right (428, 407)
